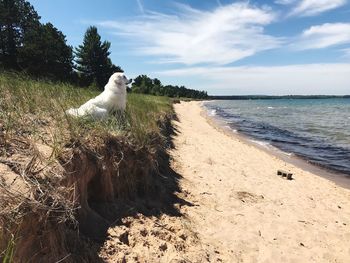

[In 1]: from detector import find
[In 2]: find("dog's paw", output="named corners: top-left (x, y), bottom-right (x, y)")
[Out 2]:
top-left (66, 108), bottom-right (78, 117)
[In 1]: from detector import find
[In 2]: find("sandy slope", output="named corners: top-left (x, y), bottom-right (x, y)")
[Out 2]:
top-left (170, 101), bottom-right (350, 263)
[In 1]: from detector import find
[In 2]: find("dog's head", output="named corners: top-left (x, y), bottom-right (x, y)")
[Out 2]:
top-left (109, 72), bottom-right (132, 87)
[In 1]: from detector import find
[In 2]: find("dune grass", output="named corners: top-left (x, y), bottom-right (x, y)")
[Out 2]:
top-left (0, 72), bottom-right (175, 260)
top-left (1, 234), bottom-right (15, 263)
top-left (0, 73), bottom-right (177, 261)
top-left (0, 72), bottom-right (173, 154)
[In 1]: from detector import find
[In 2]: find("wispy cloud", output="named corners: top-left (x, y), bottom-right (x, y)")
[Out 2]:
top-left (94, 1), bottom-right (349, 95)
top-left (293, 23), bottom-right (350, 50)
top-left (136, 0), bottom-right (144, 13)
top-left (99, 3), bottom-right (281, 65)
top-left (289, 0), bottom-right (347, 17)
top-left (275, 0), bottom-right (296, 5)
top-left (158, 64), bottom-right (350, 95)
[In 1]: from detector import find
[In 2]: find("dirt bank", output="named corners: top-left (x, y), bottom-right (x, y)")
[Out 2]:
top-left (2, 100), bottom-right (350, 262)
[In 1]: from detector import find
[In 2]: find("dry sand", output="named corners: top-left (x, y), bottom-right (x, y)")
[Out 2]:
top-left (102, 101), bottom-right (350, 262)
top-left (170, 101), bottom-right (350, 262)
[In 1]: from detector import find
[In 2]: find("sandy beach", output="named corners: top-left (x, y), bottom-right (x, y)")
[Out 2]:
top-left (169, 101), bottom-right (350, 262)
top-left (100, 100), bottom-right (350, 262)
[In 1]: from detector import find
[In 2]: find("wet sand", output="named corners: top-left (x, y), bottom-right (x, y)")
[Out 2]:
top-left (202, 103), bottom-right (350, 189)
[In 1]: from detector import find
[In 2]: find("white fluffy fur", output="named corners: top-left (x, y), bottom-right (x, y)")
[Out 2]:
top-left (66, 72), bottom-right (131, 119)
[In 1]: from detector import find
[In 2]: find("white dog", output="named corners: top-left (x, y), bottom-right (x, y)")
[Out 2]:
top-left (66, 72), bottom-right (131, 119)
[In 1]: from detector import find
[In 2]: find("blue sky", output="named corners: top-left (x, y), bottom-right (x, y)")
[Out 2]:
top-left (30, 0), bottom-right (350, 95)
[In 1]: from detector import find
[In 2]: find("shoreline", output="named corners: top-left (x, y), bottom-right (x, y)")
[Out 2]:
top-left (200, 101), bottom-right (350, 189)
top-left (169, 100), bottom-right (350, 262)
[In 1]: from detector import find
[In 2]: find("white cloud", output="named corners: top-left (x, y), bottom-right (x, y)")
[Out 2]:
top-left (275, 0), bottom-right (296, 5)
top-left (289, 0), bottom-right (347, 16)
top-left (136, 0), bottom-right (144, 13)
top-left (293, 23), bottom-right (350, 50)
top-left (99, 3), bottom-right (281, 65)
top-left (158, 64), bottom-right (350, 95)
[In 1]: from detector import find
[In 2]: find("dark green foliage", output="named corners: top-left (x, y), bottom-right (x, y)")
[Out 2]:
top-left (0, 0), bottom-right (204, 97)
top-left (75, 26), bottom-right (123, 89)
top-left (0, 0), bottom-right (40, 69)
top-left (131, 75), bottom-right (208, 99)
top-left (0, 0), bottom-right (73, 80)
top-left (19, 23), bottom-right (74, 80)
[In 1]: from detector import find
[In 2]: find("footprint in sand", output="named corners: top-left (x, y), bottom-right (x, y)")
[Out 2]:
top-left (235, 191), bottom-right (264, 204)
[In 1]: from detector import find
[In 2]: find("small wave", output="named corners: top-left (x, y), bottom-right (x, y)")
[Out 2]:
top-left (273, 147), bottom-right (294, 157)
top-left (250, 139), bottom-right (270, 148)
top-left (224, 125), bottom-right (238, 133)
top-left (205, 100), bottom-right (350, 175)
top-left (280, 151), bottom-right (293, 156)
top-left (208, 109), bottom-right (217, 116)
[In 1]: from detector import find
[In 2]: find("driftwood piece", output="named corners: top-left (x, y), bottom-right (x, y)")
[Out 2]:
top-left (277, 169), bottom-right (293, 180)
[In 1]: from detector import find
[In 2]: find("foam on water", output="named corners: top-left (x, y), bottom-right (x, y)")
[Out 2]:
top-left (250, 139), bottom-right (271, 148)
top-left (208, 109), bottom-right (217, 116)
top-left (223, 125), bottom-right (237, 133)
top-left (204, 98), bottom-right (350, 176)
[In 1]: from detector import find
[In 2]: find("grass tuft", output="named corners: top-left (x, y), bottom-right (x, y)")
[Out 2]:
top-left (0, 71), bottom-right (175, 261)
top-left (0, 71), bottom-right (173, 150)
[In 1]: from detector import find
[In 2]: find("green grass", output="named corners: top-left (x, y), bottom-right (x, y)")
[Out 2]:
top-left (1, 234), bottom-right (15, 263)
top-left (0, 72), bottom-right (173, 154)
top-left (0, 72), bottom-right (175, 262)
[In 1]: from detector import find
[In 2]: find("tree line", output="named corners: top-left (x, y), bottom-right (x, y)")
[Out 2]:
top-left (0, 0), bottom-right (121, 88)
top-left (131, 75), bottom-right (208, 99)
top-left (0, 0), bottom-right (208, 98)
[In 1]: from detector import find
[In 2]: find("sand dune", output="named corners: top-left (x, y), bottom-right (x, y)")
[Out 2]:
top-left (170, 101), bottom-right (350, 262)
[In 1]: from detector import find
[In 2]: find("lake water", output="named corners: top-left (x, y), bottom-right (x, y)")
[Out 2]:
top-left (204, 99), bottom-right (350, 176)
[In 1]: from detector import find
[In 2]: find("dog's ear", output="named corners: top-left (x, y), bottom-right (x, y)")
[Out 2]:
top-left (114, 74), bottom-right (124, 84)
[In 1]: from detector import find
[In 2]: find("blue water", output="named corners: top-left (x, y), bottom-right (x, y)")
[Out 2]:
top-left (204, 99), bottom-right (350, 176)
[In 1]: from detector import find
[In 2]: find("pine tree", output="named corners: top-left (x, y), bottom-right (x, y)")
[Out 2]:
top-left (0, 0), bottom-right (40, 69)
top-left (131, 74), bottom-right (208, 99)
top-left (19, 23), bottom-right (73, 79)
top-left (0, 0), bottom-right (73, 80)
top-left (75, 26), bottom-right (122, 89)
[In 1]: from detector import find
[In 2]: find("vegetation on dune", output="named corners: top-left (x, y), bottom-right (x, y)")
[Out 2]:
top-left (0, 0), bottom-right (206, 261)
top-left (0, 0), bottom-right (207, 98)
top-left (131, 74), bottom-right (208, 99)
top-left (0, 0), bottom-right (204, 258)
top-left (0, 72), bottom-right (178, 261)
top-left (0, 72), bottom-right (172, 147)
